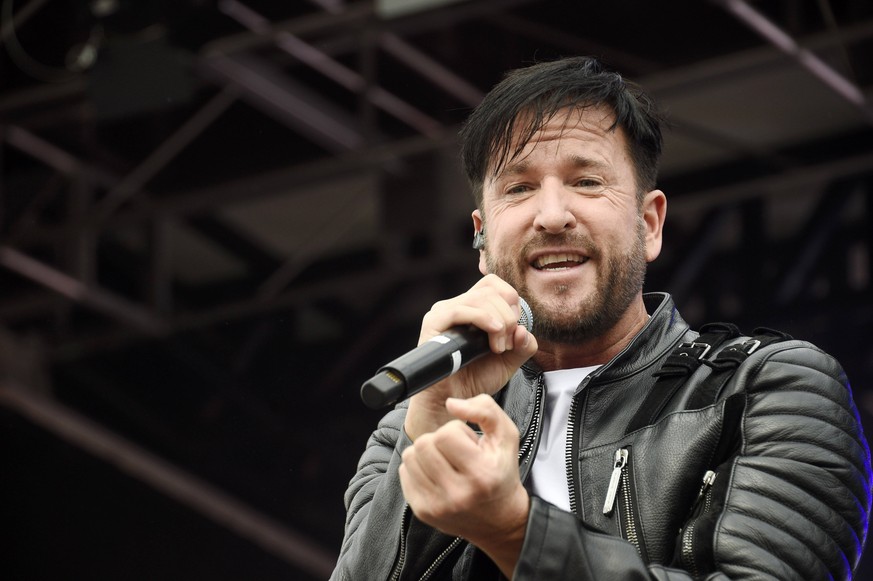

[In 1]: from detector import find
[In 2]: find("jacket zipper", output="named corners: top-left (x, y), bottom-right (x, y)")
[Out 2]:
top-left (388, 505), bottom-right (466, 581)
top-left (565, 376), bottom-right (591, 514)
top-left (518, 376), bottom-right (545, 464)
top-left (418, 538), bottom-right (463, 581)
top-left (602, 448), bottom-right (628, 515)
top-left (601, 447), bottom-right (641, 552)
top-left (681, 470), bottom-right (717, 578)
top-left (566, 395), bottom-right (580, 513)
top-left (389, 377), bottom-right (546, 580)
top-left (389, 506), bottom-right (411, 581)
top-left (699, 470), bottom-right (716, 513)
top-left (681, 522), bottom-right (699, 578)
top-left (565, 327), bottom-right (649, 515)
top-left (618, 462), bottom-right (640, 550)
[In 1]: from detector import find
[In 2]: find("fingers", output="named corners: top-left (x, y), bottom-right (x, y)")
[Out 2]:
top-left (505, 322), bottom-right (538, 366)
top-left (400, 419), bottom-right (478, 516)
top-left (401, 425), bottom-right (465, 486)
top-left (445, 394), bottom-right (520, 453)
top-left (400, 396), bottom-right (526, 545)
top-left (408, 396), bottom-right (521, 478)
top-left (420, 274), bottom-right (527, 353)
top-left (403, 402), bottom-right (508, 489)
top-left (404, 275), bottom-right (537, 441)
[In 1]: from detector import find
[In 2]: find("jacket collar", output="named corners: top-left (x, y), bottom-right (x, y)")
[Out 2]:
top-left (519, 292), bottom-right (689, 383)
top-left (504, 292), bottom-right (690, 434)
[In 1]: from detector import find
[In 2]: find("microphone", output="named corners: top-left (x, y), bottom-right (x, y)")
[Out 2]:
top-left (360, 298), bottom-right (533, 409)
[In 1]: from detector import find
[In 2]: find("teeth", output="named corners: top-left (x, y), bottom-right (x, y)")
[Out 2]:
top-left (534, 253), bottom-right (587, 268)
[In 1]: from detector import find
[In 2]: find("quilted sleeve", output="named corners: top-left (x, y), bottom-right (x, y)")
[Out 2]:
top-left (330, 405), bottom-right (411, 581)
top-left (679, 341), bottom-right (872, 579)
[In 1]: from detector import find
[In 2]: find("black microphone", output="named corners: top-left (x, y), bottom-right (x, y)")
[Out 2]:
top-left (360, 298), bottom-right (533, 409)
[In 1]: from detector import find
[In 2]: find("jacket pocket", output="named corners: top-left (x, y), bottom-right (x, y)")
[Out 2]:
top-left (577, 403), bottom-right (733, 565)
top-left (677, 468), bottom-right (720, 577)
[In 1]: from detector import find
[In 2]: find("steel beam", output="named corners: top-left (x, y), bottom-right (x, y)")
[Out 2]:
top-left (487, 11), bottom-right (661, 73)
top-left (378, 32), bottom-right (484, 107)
top-left (0, 245), bottom-right (166, 335)
top-left (0, 382), bottom-right (337, 579)
top-left (200, 53), bottom-right (369, 150)
top-left (49, 244), bottom-right (477, 361)
top-left (641, 18), bottom-right (873, 96)
top-left (217, 0), bottom-right (443, 138)
top-left (14, 131), bottom-right (452, 247)
top-left (94, 86), bottom-right (239, 223)
top-left (714, 0), bottom-right (873, 124)
top-left (667, 207), bottom-right (734, 302)
top-left (202, 1), bottom-right (375, 57)
top-left (774, 180), bottom-right (861, 304)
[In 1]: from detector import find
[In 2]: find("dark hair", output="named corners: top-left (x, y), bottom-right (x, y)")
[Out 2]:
top-left (459, 56), bottom-right (663, 208)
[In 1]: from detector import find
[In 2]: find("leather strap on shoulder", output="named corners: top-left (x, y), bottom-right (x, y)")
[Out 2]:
top-left (624, 323), bottom-right (741, 435)
top-left (685, 327), bottom-right (792, 409)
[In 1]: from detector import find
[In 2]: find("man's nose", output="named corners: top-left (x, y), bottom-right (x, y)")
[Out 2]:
top-left (532, 180), bottom-right (577, 233)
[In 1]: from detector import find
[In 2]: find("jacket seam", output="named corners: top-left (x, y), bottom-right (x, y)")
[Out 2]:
top-left (749, 396), bottom-right (857, 424)
top-left (739, 358), bottom-right (869, 475)
top-left (717, 528), bottom-right (812, 580)
top-left (730, 488), bottom-right (854, 565)
top-left (712, 438), bottom-right (743, 572)
top-left (744, 432), bottom-right (866, 467)
top-left (733, 473), bottom-right (863, 544)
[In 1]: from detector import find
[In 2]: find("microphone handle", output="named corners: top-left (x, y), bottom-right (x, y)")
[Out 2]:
top-left (360, 327), bottom-right (488, 410)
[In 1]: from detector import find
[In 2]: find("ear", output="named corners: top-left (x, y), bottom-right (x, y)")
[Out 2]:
top-left (642, 190), bottom-right (667, 263)
top-left (472, 209), bottom-right (488, 275)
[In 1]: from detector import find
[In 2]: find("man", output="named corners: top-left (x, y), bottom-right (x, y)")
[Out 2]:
top-left (330, 57), bottom-right (872, 580)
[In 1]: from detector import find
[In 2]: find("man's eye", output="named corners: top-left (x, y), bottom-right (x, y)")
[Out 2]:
top-left (506, 184), bottom-right (531, 195)
top-left (575, 179), bottom-right (601, 188)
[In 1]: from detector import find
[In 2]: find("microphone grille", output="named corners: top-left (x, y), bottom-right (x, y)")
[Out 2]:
top-left (518, 297), bottom-right (534, 332)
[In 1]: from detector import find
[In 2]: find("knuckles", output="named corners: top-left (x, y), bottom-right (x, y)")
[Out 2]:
top-left (426, 278), bottom-right (520, 327)
top-left (413, 420), bottom-right (470, 454)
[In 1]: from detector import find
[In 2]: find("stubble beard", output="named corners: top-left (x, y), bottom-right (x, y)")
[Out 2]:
top-left (485, 223), bottom-right (648, 345)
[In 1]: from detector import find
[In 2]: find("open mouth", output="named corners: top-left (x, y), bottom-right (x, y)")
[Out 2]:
top-left (532, 253), bottom-right (589, 271)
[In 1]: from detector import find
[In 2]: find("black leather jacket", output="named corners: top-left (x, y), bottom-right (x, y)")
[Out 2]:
top-left (331, 293), bottom-right (872, 580)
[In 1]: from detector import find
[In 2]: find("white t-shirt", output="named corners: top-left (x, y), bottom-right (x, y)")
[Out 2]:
top-left (527, 365), bottom-right (600, 511)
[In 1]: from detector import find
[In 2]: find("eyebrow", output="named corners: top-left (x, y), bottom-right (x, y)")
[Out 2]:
top-left (494, 154), bottom-right (610, 182)
top-left (566, 154), bottom-right (611, 172)
top-left (495, 159), bottom-right (531, 180)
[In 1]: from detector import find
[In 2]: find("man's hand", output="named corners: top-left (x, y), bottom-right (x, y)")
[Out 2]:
top-left (399, 394), bottom-right (530, 578)
top-left (404, 274), bottom-right (538, 441)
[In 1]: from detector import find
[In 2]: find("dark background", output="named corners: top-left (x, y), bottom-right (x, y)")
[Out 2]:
top-left (1, 1), bottom-right (872, 579)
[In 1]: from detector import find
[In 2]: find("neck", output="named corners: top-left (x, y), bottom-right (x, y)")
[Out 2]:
top-left (532, 295), bottom-right (649, 371)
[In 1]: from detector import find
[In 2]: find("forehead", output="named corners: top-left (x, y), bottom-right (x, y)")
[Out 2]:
top-left (487, 105), bottom-right (625, 178)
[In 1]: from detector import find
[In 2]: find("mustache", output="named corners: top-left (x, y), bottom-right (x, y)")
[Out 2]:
top-left (520, 232), bottom-right (600, 259)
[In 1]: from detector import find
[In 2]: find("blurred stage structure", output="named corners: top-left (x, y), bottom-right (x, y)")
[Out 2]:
top-left (1, 1), bottom-right (872, 579)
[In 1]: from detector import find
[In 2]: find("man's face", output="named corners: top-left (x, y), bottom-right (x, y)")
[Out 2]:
top-left (473, 106), bottom-right (663, 344)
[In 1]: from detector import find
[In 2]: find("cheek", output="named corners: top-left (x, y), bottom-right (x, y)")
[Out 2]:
top-left (601, 208), bottom-right (642, 242)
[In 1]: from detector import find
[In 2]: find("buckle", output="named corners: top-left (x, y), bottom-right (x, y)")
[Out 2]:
top-left (676, 341), bottom-right (711, 360)
top-left (721, 338), bottom-right (762, 359)
top-left (739, 339), bottom-right (761, 355)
